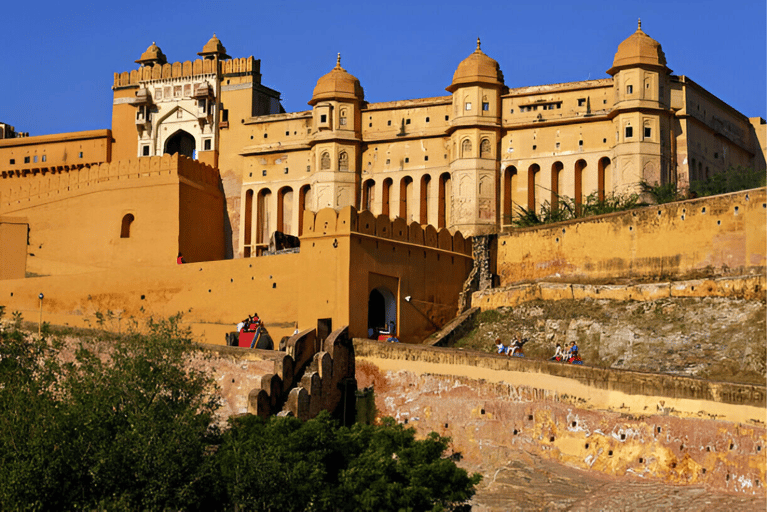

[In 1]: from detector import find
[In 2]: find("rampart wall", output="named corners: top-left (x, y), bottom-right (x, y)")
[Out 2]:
top-left (497, 188), bottom-right (766, 285)
top-left (354, 339), bottom-right (766, 496)
top-left (113, 57), bottom-right (257, 88)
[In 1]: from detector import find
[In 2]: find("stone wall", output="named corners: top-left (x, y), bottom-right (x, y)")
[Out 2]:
top-left (496, 188), bottom-right (766, 285)
top-left (353, 339), bottom-right (767, 496)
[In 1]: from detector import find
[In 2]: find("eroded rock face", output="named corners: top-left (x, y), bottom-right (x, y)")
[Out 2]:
top-left (461, 297), bottom-right (766, 384)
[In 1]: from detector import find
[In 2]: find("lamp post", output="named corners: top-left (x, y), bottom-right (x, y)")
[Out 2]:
top-left (38, 293), bottom-right (44, 338)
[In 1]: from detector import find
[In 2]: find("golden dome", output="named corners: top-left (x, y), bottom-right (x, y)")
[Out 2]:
top-left (447, 38), bottom-right (504, 92)
top-left (135, 42), bottom-right (167, 66)
top-left (198, 33), bottom-right (231, 59)
top-left (309, 54), bottom-right (364, 105)
top-left (608, 20), bottom-right (670, 75)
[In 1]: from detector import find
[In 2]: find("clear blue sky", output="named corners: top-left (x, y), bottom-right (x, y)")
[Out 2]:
top-left (3, 0), bottom-right (766, 136)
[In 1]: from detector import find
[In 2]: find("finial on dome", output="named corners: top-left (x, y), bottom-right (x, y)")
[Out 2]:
top-left (336, 53), bottom-right (341, 68)
top-left (152, 41), bottom-right (156, 45)
top-left (637, 18), bottom-right (642, 30)
top-left (477, 37), bottom-right (481, 51)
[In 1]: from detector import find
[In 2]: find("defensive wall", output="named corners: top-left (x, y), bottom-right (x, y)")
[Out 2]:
top-left (354, 339), bottom-right (767, 496)
top-left (0, 129), bottom-right (112, 174)
top-left (0, 154), bottom-right (225, 275)
top-left (112, 56), bottom-right (258, 88)
top-left (193, 326), bottom-right (355, 423)
top-left (0, 207), bottom-right (472, 345)
top-left (496, 188), bottom-right (766, 286)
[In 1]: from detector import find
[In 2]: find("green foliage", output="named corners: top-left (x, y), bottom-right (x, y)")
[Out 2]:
top-left (218, 412), bottom-right (481, 512)
top-left (0, 317), bottom-right (480, 511)
top-left (11, 310), bottom-right (23, 329)
top-left (689, 166), bottom-right (766, 197)
top-left (0, 315), bottom-right (222, 510)
top-left (509, 190), bottom-right (641, 228)
top-left (639, 180), bottom-right (687, 204)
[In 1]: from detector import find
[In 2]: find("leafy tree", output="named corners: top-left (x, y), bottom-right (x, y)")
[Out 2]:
top-left (0, 315), bottom-right (222, 510)
top-left (508, 190), bottom-right (641, 228)
top-left (689, 165), bottom-right (766, 197)
top-left (218, 413), bottom-right (481, 512)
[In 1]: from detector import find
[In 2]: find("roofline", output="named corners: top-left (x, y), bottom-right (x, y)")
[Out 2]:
top-left (0, 129), bottom-right (112, 148)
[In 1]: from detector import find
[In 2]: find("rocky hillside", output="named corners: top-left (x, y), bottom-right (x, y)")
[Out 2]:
top-left (456, 297), bottom-right (766, 385)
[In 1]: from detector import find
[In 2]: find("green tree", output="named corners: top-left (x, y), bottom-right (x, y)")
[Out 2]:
top-left (218, 413), bottom-right (481, 512)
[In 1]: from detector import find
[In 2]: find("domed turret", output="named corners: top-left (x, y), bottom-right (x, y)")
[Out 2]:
top-left (198, 33), bottom-right (231, 60)
top-left (446, 38), bottom-right (504, 93)
top-left (309, 54), bottom-right (364, 106)
top-left (135, 42), bottom-right (167, 66)
top-left (608, 20), bottom-right (670, 75)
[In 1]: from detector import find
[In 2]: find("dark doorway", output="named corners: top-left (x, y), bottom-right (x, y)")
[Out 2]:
top-left (165, 130), bottom-right (195, 158)
top-left (367, 287), bottom-right (396, 338)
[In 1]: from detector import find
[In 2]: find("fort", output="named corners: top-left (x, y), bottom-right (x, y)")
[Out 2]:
top-left (0, 24), bottom-right (765, 506)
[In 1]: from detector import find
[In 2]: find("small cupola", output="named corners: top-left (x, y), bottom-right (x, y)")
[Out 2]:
top-left (446, 38), bottom-right (504, 93)
top-left (309, 53), bottom-right (365, 106)
top-left (607, 20), bottom-right (671, 75)
top-left (198, 33), bottom-right (231, 60)
top-left (135, 42), bottom-right (167, 67)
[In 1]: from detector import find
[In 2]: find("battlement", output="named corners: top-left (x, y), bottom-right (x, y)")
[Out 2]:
top-left (0, 154), bottom-right (220, 212)
top-left (301, 206), bottom-right (472, 256)
top-left (113, 57), bottom-right (259, 88)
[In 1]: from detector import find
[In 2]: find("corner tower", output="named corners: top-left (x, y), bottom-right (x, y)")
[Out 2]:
top-left (307, 54), bottom-right (364, 211)
top-left (608, 20), bottom-right (674, 191)
top-left (446, 39), bottom-right (505, 235)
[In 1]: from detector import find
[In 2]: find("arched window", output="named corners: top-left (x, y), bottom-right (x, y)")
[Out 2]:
top-left (338, 151), bottom-right (349, 171)
top-left (339, 109), bottom-right (347, 126)
top-left (480, 138), bottom-right (491, 158)
top-left (461, 139), bottom-right (472, 157)
top-left (320, 152), bottom-right (330, 170)
top-left (120, 214), bottom-right (135, 238)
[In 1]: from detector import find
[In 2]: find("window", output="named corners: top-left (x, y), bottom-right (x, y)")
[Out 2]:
top-left (340, 116), bottom-right (347, 126)
top-left (142, 145), bottom-right (150, 156)
top-left (9, 159), bottom-right (14, 165)
top-left (221, 109), bottom-right (229, 122)
top-left (424, 156), bottom-right (429, 161)
top-left (24, 156), bottom-right (30, 163)
top-left (405, 119), bottom-right (411, 125)
top-left (426, 117), bottom-right (430, 122)
top-left (176, 109), bottom-right (183, 119)
top-left (386, 159), bottom-right (390, 165)
top-left (480, 138), bottom-right (491, 158)
top-left (461, 139), bottom-right (472, 155)
top-left (578, 98), bottom-right (586, 107)
top-left (625, 126), bottom-right (633, 138)
top-left (120, 214), bottom-right (134, 238)
top-left (155, 88), bottom-right (162, 100)
top-left (284, 168), bottom-right (289, 174)
top-left (405, 157), bottom-right (409, 163)
top-left (465, 102), bottom-right (472, 111)
top-left (321, 152), bottom-right (330, 170)
top-left (579, 140), bottom-right (583, 146)
top-left (444, 115), bottom-right (449, 121)
top-left (482, 102), bottom-right (489, 111)
top-left (339, 152), bottom-right (349, 171)
top-left (532, 145), bottom-right (537, 150)
top-left (626, 85), bottom-right (633, 94)
top-left (33, 155), bottom-right (38, 163)
top-left (644, 127), bottom-right (651, 138)
top-left (262, 170), bottom-right (267, 176)
top-left (204, 139), bottom-right (211, 151)
top-left (320, 114), bottom-right (327, 123)
top-left (41, 155), bottom-right (46, 162)
top-left (555, 142), bottom-right (560, 149)
top-left (173, 86), bottom-right (182, 98)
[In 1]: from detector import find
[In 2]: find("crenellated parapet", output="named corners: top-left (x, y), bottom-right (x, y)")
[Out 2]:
top-left (0, 154), bottom-right (220, 212)
top-left (301, 205), bottom-right (472, 255)
top-left (113, 56), bottom-right (258, 88)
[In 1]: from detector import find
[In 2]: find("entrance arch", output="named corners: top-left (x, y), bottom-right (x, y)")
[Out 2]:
top-left (164, 130), bottom-right (195, 158)
top-left (367, 287), bottom-right (397, 338)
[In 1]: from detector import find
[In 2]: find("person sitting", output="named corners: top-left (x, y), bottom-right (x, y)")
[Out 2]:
top-left (495, 338), bottom-right (505, 355)
top-left (550, 343), bottom-right (563, 361)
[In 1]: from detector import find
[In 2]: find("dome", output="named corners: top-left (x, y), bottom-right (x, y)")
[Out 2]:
top-left (309, 54), bottom-right (364, 105)
top-left (608, 20), bottom-right (670, 75)
top-left (135, 42), bottom-right (167, 66)
top-left (446, 38), bottom-right (504, 93)
top-left (198, 33), bottom-right (231, 60)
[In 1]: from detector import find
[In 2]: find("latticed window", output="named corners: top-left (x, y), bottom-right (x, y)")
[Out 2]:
top-left (480, 139), bottom-right (491, 158)
top-left (339, 152), bottom-right (349, 171)
top-left (461, 139), bottom-right (472, 156)
top-left (321, 152), bottom-right (331, 170)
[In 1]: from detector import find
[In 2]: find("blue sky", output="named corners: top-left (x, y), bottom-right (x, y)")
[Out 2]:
top-left (3, 0), bottom-right (766, 136)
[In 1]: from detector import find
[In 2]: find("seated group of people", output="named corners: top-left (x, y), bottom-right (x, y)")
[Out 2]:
top-left (495, 336), bottom-right (528, 357)
top-left (550, 341), bottom-right (582, 363)
top-left (237, 313), bottom-right (261, 333)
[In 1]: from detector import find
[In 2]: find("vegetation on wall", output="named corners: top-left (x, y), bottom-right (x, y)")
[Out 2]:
top-left (509, 166), bottom-right (765, 228)
top-left (0, 313), bottom-right (480, 511)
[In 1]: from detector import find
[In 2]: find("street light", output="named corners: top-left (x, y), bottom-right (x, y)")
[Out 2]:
top-left (38, 293), bottom-right (44, 338)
